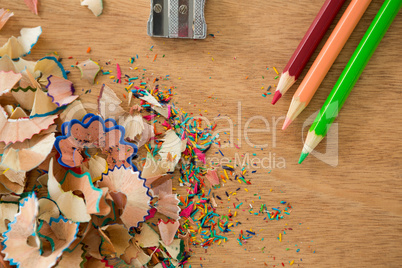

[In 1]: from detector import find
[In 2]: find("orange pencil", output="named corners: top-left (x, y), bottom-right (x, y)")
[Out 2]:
top-left (282, 0), bottom-right (372, 130)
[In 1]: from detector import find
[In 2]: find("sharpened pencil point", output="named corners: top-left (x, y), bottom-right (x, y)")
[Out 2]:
top-left (282, 117), bottom-right (292, 130)
top-left (298, 152), bottom-right (309, 164)
top-left (271, 91), bottom-right (282, 105)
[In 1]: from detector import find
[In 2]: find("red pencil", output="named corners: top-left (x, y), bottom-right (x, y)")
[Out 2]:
top-left (271, 0), bottom-right (346, 105)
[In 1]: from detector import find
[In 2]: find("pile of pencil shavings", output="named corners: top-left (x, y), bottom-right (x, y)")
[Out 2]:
top-left (0, 20), bottom-right (209, 268)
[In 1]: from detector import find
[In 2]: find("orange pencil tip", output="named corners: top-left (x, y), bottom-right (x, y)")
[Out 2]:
top-left (282, 117), bottom-right (292, 130)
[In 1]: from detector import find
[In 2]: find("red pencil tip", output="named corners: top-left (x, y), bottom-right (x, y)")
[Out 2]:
top-left (282, 117), bottom-right (292, 130)
top-left (271, 91), bottom-right (282, 105)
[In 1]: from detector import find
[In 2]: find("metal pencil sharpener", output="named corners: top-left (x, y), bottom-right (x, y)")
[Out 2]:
top-left (147, 0), bottom-right (207, 39)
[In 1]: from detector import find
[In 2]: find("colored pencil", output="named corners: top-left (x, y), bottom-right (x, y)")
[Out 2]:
top-left (282, 0), bottom-right (372, 130)
top-left (299, 0), bottom-right (402, 164)
top-left (271, 0), bottom-right (346, 105)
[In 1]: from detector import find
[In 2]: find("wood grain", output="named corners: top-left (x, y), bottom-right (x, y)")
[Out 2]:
top-left (1, 0), bottom-right (401, 267)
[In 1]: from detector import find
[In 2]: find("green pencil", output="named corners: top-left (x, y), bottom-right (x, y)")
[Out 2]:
top-left (299, 0), bottom-right (402, 164)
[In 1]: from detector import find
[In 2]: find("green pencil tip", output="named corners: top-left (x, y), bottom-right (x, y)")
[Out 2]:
top-left (298, 152), bottom-right (309, 164)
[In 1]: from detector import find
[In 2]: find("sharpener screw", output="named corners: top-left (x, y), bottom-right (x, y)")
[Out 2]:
top-left (179, 4), bottom-right (188, 14)
top-left (154, 4), bottom-right (163, 13)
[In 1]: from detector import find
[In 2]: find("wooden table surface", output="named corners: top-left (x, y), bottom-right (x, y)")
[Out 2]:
top-left (2, 0), bottom-right (402, 267)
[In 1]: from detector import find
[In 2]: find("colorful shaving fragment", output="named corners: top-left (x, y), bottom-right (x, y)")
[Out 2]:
top-left (98, 84), bottom-right (125, 119)
top-left (46, 75), bottom-right (78, 107)
top-left (55, 114), bottom-right (138, 170)
top-left (0, 71), bottom-right (22, 96)
top-left (76, 59), bottom-right (100, 84)
top-left (0, 27), bottom-right (42, 59)
top-left (98, 166), bottom-right (152, 228)
top-left (156, 191), bottom-right (181, 220)
top-left (0, 105), bottom-right (57, 144)
top-left (48, 158), bottom-right (105, 222)
top-left (0, 9), bottom-right (13, 30)
top-left (81, 0), bottom-right (103, 17)
top-left (1, 133), bottom-right (56, 172)
top-left (158, 219), bottom-right (180, 246)
top-left (2, 193), bottom-right (79, 268)
top-left (23, 0), bottom-right (39, 15)
top-left (116, 63), bottom-right (122, 83)
top-left (35, 56), bottom-right (68, 83)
